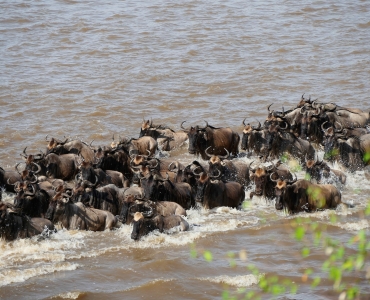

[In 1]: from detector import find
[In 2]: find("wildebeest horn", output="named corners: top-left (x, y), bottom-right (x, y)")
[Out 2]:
top-left (249, 161), bottom-right (256, 172)
top-left (205, 146), bottom-right (213, 158)
top-left (75, 173), bottom-right (81, 182)
top-left (148, 159), bottom-right (159, 169)
top-left (192, 167), bottom-right (203, 176)
top-left (135, 192), bottom-right (145, 200)
top-left (168, 162), bottom-right (176, 172)
top-left (129, 149), bottom-right (137, 157)
top-left (269, 172), bottom-right (279, 182)
top-left (130, 158), bottom-right (141, 169)
top-left (252, 121), bottom-right (261, 130)
top-left (21, 147), bottom-right (28, 158)
top-left (266, 161), bottom-right (275, 171)
top-left (84, 175), bottom-right (99, 188)
top-left (180, 121), bottom-right (187, 130)
top-left (32, 162), bottom-right (41, 174)
top-left (219, 148), bottom-right (229, 159)
top-left (242, 118), bottom-right (247, 126)
top-left (209, 169), bottom-right (221, 179)
top-left (267, 104), bottom-right (273, 112)
top-left (321, 121), bottom-right (330, 132)
top-left (24, 184), bottom-right (36, 196)
top-left (199, 120), bottom-right (208, 130)
top-left (15, 163), bottom-right (22, 175)
top-left (7, 178), bottom-right (15, 186)
top-left (288, 173), bottom-right (298, 184)
top-left (334, 121), bottom-right (343, 133)
top-left (142, 205), bottom-right (154, 218)
top-left (30, 174), bottom-right (38, 184)
top-left (279, 121), bottom-right (288, 130)
top-left (300, 106), bottom-right (306, 114)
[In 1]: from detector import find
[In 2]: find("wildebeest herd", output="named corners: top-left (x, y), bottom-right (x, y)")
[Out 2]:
top-left (1, 95), bottom-right (370, 242)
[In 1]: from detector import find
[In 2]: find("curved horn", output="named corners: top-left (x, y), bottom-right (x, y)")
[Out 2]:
top-left (300, 106), bottom-right (306, 114)
top-left (148, 159), bottom-right (159, 169)
top-left (15, 163), bottom-right (22, 175)
top-left (242, 118), bottom-right (247, 126)
top-left (83, 175), bottom-right (99, 188)
top-left (75, 173), bottom-right (81, 182)
top-left (31, 162), bottom-right (41, 174)
top-left (129, 149), bottom-right (137, 157)
top-left (7, 178), bottom-right (15, 186)
top-left (287, 173), bottom-right (298, 184)
top-left (199, 120), bottom-right (208, 130)
top-left (266, 161), bottom-right (276, 171)
top-left (252, 120), bottom-right (261, 130)
top-left (30, 174), bottom-right (38, 184)
top-left (321, 121), bottom-right (330, 132)
top-left (142, 205), bottom-right (154, 218)
top-left (135, 192), bottom-right (146, 200)
top-left (218, 148), bottom-right (230, 159)
top-left (267, 104), bottom-right (273, 112)
top-left (205, 146), bottom-right (213, 158)
top-left (24, 184), bottom-right (36, 196)
top-left (312, 106), bottom-right (321, 117)
top-left (249, 161), bottom-right (256, 172)
top-left (21, 147), bottom-right (28, 158)
top-left (279, 121), bottom-right (288, 130)
top-left (192, 167), bottom-right (203, 176)
top-left (270, 172), bottom-right (279, 182)
top-left (180, 121), bottom-right (186, 130)
top-left (334, 121), bottom-right (343, 133)
top-left (209, 169), bottom-right (221, 179)
top-left (168, 161), bottom-right (177, 172)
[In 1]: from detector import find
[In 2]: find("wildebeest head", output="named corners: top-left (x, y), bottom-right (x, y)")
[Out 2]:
top-left (45, 192), bottom-right (70, 222)
top-left (181, 121), bottom-right (208, 155)
top-left (139, 119), bottom-right (158, 138)
top-left (304, 156), bottom-right (330, 183)
top-left (205, 147), bottom-right (229, 177)
top-left (241, 120), bottom-right (262, 151)
top-left (130, 211), bottom-right (160, 241)
top-left (13, 182), bottom-right (36, 212)
top-left (249, 164), bottom-right (274, 197)
top-left (45, 136), bottom-right (69, 155)
top-left (271, 173), bottom-right (297, 210)
top-left (322, 123), bottom-right (340, 160)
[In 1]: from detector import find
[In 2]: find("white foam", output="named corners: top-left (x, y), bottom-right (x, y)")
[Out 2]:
top-left (0, 262), bottom-right (78, 287)
top-left (53, 292), bottom-right (83, 299)
top-left (197, 274), bottom-right (261, 287)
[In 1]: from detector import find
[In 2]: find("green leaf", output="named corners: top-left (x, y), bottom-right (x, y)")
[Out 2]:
top-left (311, 277), bottom-right (321, 288)
top-left (203, 250), bottom-right (213, 262)
top-left (365, 202), bottom-right (370, 216)
top-left (271, 284), bottom-right (285, 295)
top-left (295, 227), bottom-right (305, 241)
top-left (304, 268), bottom-right (313, 275)
top-left (302, 247), bottom-right (310, 258)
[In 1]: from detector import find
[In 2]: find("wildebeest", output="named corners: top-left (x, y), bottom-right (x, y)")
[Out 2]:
top-left (249, 161), bottom-right (293, 200)
top-left (274, 179), bottom-right (342, 214)
top-left (45, 193), bottom-right (118, 231)
top-left (140, 119), bottom-right (188, 151)
top-left (264, 122), bottom-right (316, 163)
top-left (95, 146), bottom-right (134, 183)
top-left (194, 172), bottom-right (245, 209)
top-left (182, 121), bottom-right (240, 160)
top-left (241, 121), bottom-right (269, 158)
top-left (0, 201), bottom-right (55, 241)
top-left (140, 173), bottom-right (194, 209)
top-left (76, 160), bottom-right (129, 188)
top-left (72, 181), bottom-right (122, 215)
top-left (46, 136), bottom-right (96, 163)
top-left (12, 181), bottom-right (50, 218)
top-left (323, 127), bottom-right (370, 171)
top-left (205, 147), bottom-right (252, 187)
top-left (116, 136), bottom-right (158, 157)
top-left (0, 165), bottom-right (22, 192)
top-left (131, 212), bottom-right (189, 240)
top-left (304, 157), bottom-right (347, 186)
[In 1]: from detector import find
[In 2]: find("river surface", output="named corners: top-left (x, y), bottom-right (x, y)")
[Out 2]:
top-left (1, 1), bottom-right (370, 299)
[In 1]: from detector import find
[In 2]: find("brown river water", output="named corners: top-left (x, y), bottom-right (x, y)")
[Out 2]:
top-left (1, 1), bottom-right (370, 299)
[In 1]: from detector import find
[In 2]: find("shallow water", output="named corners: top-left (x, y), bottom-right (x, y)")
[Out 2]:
top-left (1, 0), bottom-right (370, 299)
